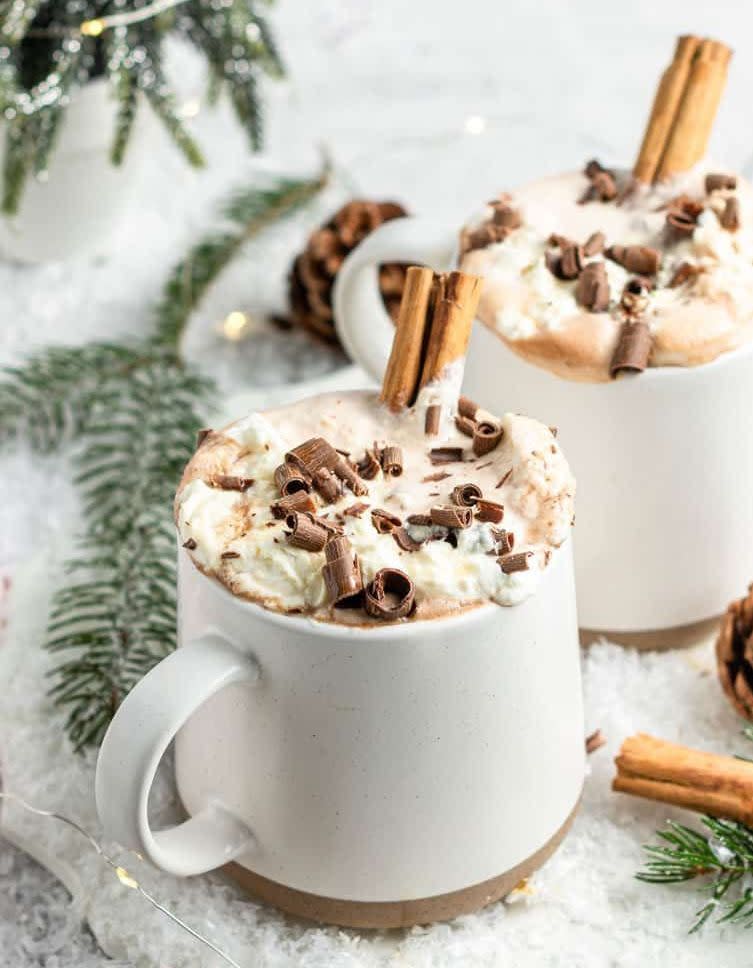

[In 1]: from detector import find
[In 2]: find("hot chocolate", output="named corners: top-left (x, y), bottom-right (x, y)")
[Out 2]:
top-left (175, 268), bottom-right (575, 626)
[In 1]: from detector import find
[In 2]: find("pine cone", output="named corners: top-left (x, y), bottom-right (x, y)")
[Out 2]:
top-left (289, 199), bottom-right (408, 344)
top-left (716, 583), bottom-right (753, 719)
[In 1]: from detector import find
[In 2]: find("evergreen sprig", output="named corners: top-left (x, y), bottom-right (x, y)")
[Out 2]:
top-left (637, 727), bottom-right (753, 932)
top-left (0, 167), bottom-right (326, 749)
top-left (0, 0), bottom-right (283, 213)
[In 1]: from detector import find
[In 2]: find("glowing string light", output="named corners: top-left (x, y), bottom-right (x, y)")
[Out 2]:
top-left (0, 791), bottom-right (243, 968)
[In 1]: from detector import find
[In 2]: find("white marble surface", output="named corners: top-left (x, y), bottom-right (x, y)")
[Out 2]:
top-left (3, 0), bottom-right (753, 963)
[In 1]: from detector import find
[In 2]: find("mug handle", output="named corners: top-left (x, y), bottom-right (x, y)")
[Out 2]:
top-left (95, 634), bottom-right (258, 876)
top-left (333, 215), bottom-right (456, 383)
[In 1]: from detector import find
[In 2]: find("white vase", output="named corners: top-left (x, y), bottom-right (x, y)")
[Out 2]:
top-left (0, 78), bottom-right (148, 263)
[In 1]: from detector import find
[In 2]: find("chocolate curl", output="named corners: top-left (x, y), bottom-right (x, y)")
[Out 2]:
top-left (196, 428), bottom-right (213, 448)
top-left (665, 195), bottom-right (703, 237)
top-left (430, 505), bottom-right (472, 528)
top-left (706, 172), bottom-right (737, 193)
top-left (356, 448), bottom-right (381, 480)
top-left (610, 321), bottom-right (653, 378)
top-left (322, 535), bottom-right (363, 606)
top-left (668, 261), bottom-right (702, 288)
top-left (424, 404), bottom-right (441, 436)
top-left (286, 437), bottom-right (339, 477)
top-left (499, 551), bottom-right (533, 573)
top-left (458, 396), bottom-right (480, 420)
top-left (371, 508), bottom-right (402, 534)
top-left (406, 513), bottom-right (433, 526)
top-left (210, 474), bottom-right (255, 492)
top-left (455, 415), bottom-right (476, 437)
top-left (491, 528), bottom-right (515, 555)
top-left (472, 421), bottom-right (503, 457)
top-left (476, 499), bottom-right (505, 524)
top-left (285, 512), bottom-right (329, 552)
top-left (270, 490), bottom-right (317, 519)
top-left (393, 527), bottom-right (424, 552)
top-left (559, 244), bottom-right (584, 280)
top-left (451, 483), bottom-right (482, 507)
top-left (364, 568), bottom-right (416, 620)
top-left (221, 550), bottom-right (240, 560)
top-left (333, 455), bottom-right (369, 496)
top-left (313, 467), bottom-right (342, 503)
top-left (380, 445), bottom-right (403, 477)
top-left (583, 231), bottom-right (606, 256)
top-left (606, 245), bottom-right (661, 276)
top-left (344, 502), bottom-right (369, 518)
top-left (429, 447), bottom-right (464, 464)
top-left (274, 462), bottom-right (311, 496)
top-left (720, 197), bottom-right (740, 231)
top-left (182, 537), bottom-right (197, 550)
top-left (575, 262), bottom-right (610, 312)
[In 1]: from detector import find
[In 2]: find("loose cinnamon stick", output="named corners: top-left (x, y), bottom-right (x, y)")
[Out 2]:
top-left (419, 271), bottom-right (482, 389)
top-left (633, 35), bottom-right (701, 184)
top-left (380, 266), bottom-right (436, 411)
top-left (613, 732), bottom-right (753, 826)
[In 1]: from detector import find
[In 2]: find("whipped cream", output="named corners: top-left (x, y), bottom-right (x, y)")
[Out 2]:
top-left (460, 164), bottom-right (753, 381)
top-left (175, 390), bottom-right (575, 624)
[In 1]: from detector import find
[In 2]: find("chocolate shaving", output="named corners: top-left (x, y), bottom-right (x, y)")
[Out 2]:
top-left (605, 245), bottom-right (661, 276)
top-left (322, 535), bottom-right (363, 607)
top-left (451, 483), bottom-right (482, 507)
top-left (668, 261), bottom-right (702, 288)
top-left (430, 447), bottom-right (464, 464)
top-left (333, 454), bottom-right (369, 496)
top-left (549, 426), bottom-right (558, 437)
top-left (544, 249), bottom-right (564, 280)
top-left (580, 161), bottom-right (618, 204)
top-left (548, 233), bottom-right (576, 249)
top-left (583, 231), bottom-right (606, 256)
top-left (286, 437), bottom-right (339, 477)
top-left (610, 320), bottom-right (653, 378)
top-left (210, 474), bottom-right (254, 492)
top-left (356, 449), bottom-right (381, 480)
top-left (274, 462), bottom-right (311, 496)
top-left (196, 428), bottom-right (212, 448)
top-left (559, 243), bottom-right (584, 280)
top-left (364, 568), bottom-right (415, 620)
top-left (458, 396), bottom-right (480, 420)
top-left (496, 469), bottom-right (513, 489)
top-left (462, 222), bottom-right (510, 254)
top-left (313, 466), bottom-right (343, 503)
top-left (575, 261), bottom-right (610, 312)
top-left (182, 538), bottom-right (197, 550)
top-left (720, 196), bottom-right (740, 231)
top-left (270, 490), bottom-right (317, 519)
top-left (371, 508), bottom-right (402, 534)
top-left (585, 729), bottom-right (606, 754)
top-left (422, 471), bottom-right (451, 483)
top-left (285, 511), bottom-right (329, 551)
top-left (491, 528), bottom-right (515, 555)
top-left (620, 277), bottom-right (650, 316)
top-left (221, 550), bottom-right (240, 560)
top-left (476, 499), bottom-right (504, 523)
top-left (344, 502), bottom-right (369, 518)
top-left (665, 195), bottom-right (703, 237)
top-left (705, 172), bottom-right (737, 193)
top-left (380, 445), bottom-right (403, 477)
top-left (430, 505), bottom-right (472, 528)
top-left (424, 404), bottom-right (441, 436)
top-left (393, 526), bottom-right (424, 552)
top-left (499, 551), bottom-right (533, 573)
top-left (472, 421), bottom-right (503, 457)
top-left (455, 414), bottom-right (476, 437)
top-left (406, 513), bottom-right (433, 526)
top-left (491, 202), bottom-right (522, 229)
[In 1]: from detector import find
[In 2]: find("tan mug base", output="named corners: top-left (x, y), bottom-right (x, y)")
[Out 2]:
top-left (579, 614), bottom-right (721, 652)
top-left (222, 796), bottom-right (580, 929)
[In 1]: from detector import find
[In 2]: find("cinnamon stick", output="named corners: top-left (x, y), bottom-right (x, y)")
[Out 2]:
top-left (633, 35), bottom-right (701, 184)
top-left (419, 271), bottom-right (482, 389)
top-left (657, 38), bottom-right (732, 181)
top-left (380, 266), bottom-right (436, 411)
top-left (613, 732), bottom-right (753, 826)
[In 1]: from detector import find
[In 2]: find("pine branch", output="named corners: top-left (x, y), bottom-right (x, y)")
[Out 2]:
top-left (46, 360), bottom-right (209, 750)
top-left (153, 164), bottom-right (330, 347)
top-left (107, 35), bottom-right (139, 166)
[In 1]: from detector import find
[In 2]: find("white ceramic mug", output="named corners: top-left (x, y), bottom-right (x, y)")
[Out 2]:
top-left (95, 545), bottom-right (584, 927)
top-left (333, 216), bottom-right (753, 641)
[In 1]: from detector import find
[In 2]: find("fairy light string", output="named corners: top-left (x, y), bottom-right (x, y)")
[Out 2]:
top-left (23, 0), bottom-right (192, 39)
top-left (0, 791), bottom-right (243, 968)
